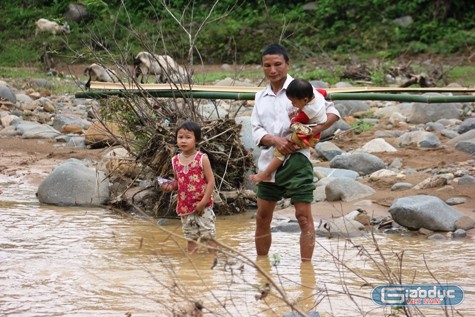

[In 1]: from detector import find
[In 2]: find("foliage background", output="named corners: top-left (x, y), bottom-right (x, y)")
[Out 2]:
top-left (0, 0), bottom-right (474, 68)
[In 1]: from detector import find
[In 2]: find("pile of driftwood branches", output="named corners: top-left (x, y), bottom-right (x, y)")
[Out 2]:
top-left (340, 63), bottom-right (372, 81)
top-left (140, 118), bottom-right (256, 217)
top-left (97, 95), bottom-right (256, 218)
top-left (340, 59), bottom-right (451, 87)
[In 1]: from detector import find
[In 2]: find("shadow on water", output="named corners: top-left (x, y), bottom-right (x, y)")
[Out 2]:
top-left (1, 178), bottom-right (474, 316)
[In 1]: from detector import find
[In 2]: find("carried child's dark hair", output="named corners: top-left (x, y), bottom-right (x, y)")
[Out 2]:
top-left (261, 43), bottom-right (289, 63)
top-left (286, 78), bottom-right (314, 100)
top-left (176, 120), bottom-right (202, 142)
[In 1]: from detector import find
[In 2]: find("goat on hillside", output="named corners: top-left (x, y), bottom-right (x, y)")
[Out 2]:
top-left (134, 52), bottom-right (189, 84)
top-left (35, 18), bottom-right (70, 36)
top-left (84, 63), bottom-right (117, 89)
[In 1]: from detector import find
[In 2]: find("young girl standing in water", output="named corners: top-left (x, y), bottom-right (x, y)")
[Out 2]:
top-left (160, 120), bottom-right (217, 254)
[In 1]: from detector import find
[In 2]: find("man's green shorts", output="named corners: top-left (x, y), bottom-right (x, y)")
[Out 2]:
top-left (257, 153), bottom-right (315, 203)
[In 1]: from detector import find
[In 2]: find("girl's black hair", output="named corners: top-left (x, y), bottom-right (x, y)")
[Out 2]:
top-left (176, 120), bottom-right (202, 142)
top-left (286, 78), bottom-right (314, 100)
top-left (261, 43), bottom-right (289, 63)
top-left (176, 120), bottom-right (216, 166)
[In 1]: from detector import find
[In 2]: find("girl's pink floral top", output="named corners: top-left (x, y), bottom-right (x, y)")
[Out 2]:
top-left (172, 151), bottom-right (213, 216)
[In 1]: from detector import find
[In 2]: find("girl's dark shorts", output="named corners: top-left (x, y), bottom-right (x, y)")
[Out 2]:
top-left (256, 153), bottom-right (315, 204)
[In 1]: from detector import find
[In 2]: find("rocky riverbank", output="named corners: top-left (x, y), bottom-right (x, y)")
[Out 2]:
top-left (1, 74), bottom-right (475, 240)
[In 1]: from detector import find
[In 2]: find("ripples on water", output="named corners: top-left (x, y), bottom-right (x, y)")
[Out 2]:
top-left (1, 178), bottom-right (473, 316)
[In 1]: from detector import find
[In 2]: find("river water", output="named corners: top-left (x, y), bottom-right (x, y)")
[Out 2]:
top-left (1, 177), bottom-right (474, 317)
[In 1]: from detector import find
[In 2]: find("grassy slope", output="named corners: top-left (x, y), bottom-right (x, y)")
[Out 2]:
top-left (1, 1), bottom-right (474, 88)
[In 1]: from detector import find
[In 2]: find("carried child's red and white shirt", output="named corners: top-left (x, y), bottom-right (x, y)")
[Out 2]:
top-left (290, 88), bottom-right (328, 142)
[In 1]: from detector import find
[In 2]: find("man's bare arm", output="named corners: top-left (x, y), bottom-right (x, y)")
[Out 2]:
top-left (311, 113), bottom-right (339, 136)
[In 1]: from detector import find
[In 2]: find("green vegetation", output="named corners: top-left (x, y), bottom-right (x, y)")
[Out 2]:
top-left (296, 68), bottom-right (342, 86)
top-left (1, 1), bottom-right (474, 65)
top-left (350, 120), bottom-right (374, 134)
top-left (447, 65), bottom-right (475, 86)
top-left (0, 67), bottom-right (38, 78)
top-left (0, 0), bottom-right (474, 86)
top-left (0, 66), bottom-right (79, 95)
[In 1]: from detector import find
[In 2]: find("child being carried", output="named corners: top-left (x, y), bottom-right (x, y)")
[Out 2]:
top-left (250, 78), bottom-right (327, 182)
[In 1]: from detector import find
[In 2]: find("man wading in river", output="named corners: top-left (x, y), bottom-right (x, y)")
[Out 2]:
top-left (250, 43), bottom-right (340, 262)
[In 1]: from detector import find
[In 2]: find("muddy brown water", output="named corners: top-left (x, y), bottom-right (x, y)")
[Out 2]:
top-left (1, 177), bottom-right (474, 316)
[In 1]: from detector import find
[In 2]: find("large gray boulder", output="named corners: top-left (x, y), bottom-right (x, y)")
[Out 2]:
top-left (396, 131), bottom-right (441, 148)
top-left (388, 195), bottom-right (464, 231)
top-left (360, 138), bottom-right (397, 153)
top-left (447, 129), bottom-right (475, 146)
top-left (318, 217), bottom-right (367, 238)
top-left (325, 178), bottom-right (376, 202)
top-left (329, 152), bottom-right (386, 176)
top-left (408, 100), bottom-right (460, 124)
top-left (52, 114), bottom-right (92, 132)
top-left (455, 140), bottom-right (475, 155)
top-left (457, 117), bottom-right (475, 134)
top-left (334, 100), bottom-right (370, 117)
top-left (320, 119), bottom-right (350, 139)
top-left (37, 159), bottom-right (110, 206)
top-left (11, 120), bottom-right (61, 139)
top-left (315, 141), bottom-right (345, 161)
top-left (0, 85), bottom-right (16, 103)
top-left (313, 167), bottom-right (359, 179)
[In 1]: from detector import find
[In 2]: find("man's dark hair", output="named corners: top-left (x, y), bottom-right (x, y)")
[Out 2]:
top-left (176, 120), bottom-right (202, 142)
top-left (261, 43), bottom-right (289, 63)
top-left (286, 78), bottom-right (314, 100)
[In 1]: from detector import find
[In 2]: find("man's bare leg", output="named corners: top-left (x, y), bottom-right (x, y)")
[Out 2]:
top-left (255, 198), bottom-right (277, 256)
top-left (294, 201), bottom-right (315, 262)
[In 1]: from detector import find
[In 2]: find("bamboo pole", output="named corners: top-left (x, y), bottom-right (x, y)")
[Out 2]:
top-left (75, 89), bottom-right (257, 100)
top-left (86, 82), bottom-right (475, 94)
top-left (75, 82), bottom-right (475, 103)
top-left (327, 93), bottom-right (475, 103)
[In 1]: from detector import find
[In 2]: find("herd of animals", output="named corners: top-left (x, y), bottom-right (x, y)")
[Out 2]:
top-left (34, 18), bottom-right (190, 89)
